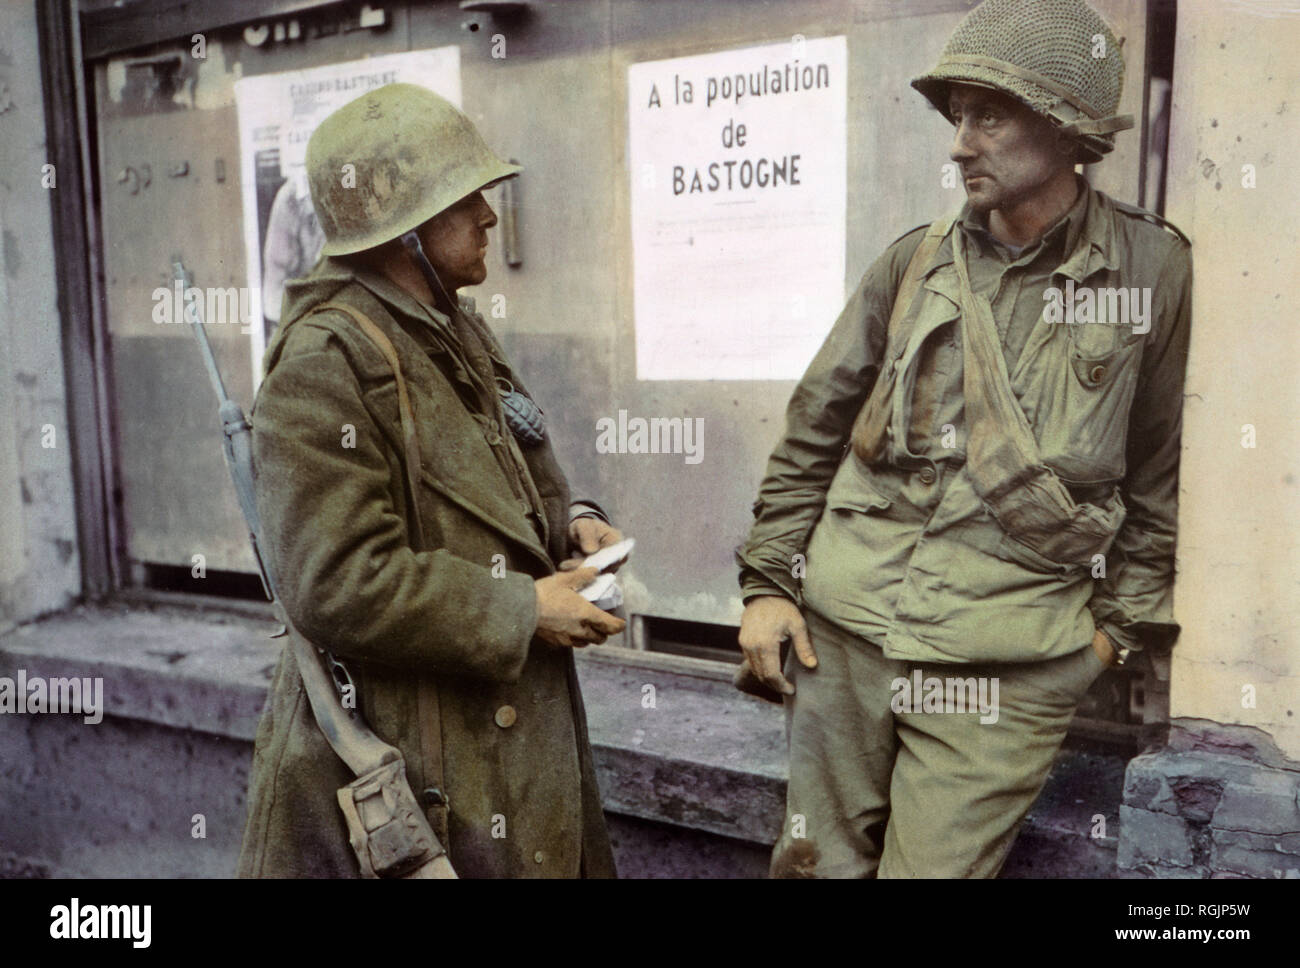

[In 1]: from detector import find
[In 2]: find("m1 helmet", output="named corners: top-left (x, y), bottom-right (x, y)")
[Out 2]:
top-left (307, 82), bottom-right (521, 256)
top-left (911, 0), bottom-right (1134, 163)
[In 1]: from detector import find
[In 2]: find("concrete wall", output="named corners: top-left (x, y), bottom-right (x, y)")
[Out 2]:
top-left (0, 2), bottom-right (81, 629)
top-left (1164, 1), bottom-right (1300, 760)
top-left (1115, 1), bottom-right (1300, 879)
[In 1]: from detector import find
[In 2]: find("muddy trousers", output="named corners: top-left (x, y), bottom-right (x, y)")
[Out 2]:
top-left (771, 608), bottom-right (1108, 878)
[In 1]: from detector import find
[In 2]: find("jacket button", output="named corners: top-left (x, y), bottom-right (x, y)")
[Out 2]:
top-left (1089, 364), bottom-right (1107, 384)
top-left (494, 705), bottom-right (517, 728)
top-left (422, 787), bottom-right (446, 808)
top-left (918, 467), bottom-right (936, 485)
top-left (534, 851), bottom-right (545, 864)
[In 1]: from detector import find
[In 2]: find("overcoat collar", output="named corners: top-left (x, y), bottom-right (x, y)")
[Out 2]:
top-left (275, 257), bottom-right (556, 571)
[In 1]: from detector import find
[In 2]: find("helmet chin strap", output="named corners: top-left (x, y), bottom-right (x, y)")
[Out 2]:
top-left (400, 230), bottom-right (457, 317)
top-left (399, 231), bottom-right (547, 447)
top-left (398, 231), bottom-right (547, 447)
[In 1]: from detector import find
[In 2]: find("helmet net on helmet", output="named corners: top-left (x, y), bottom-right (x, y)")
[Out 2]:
top-left (912, 0), bottom-right (1132, 163)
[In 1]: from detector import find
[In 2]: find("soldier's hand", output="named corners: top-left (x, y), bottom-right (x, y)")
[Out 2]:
top-left (737, 595), bottom-right (817, 697)
top-left (566, 518), bottom-right (624, 562)
top-left (534, 567), bottom-right (626, 648)
top-left (1091, 627), bottom-right (1119, 667)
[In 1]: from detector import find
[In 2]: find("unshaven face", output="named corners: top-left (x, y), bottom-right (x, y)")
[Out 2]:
top-left (946, 84), bottom-right (1075, 215)
top-left (418, 189), bottom-right (497, 292)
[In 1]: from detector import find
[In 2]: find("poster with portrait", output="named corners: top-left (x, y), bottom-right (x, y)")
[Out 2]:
top-left (234, 47), bottom-right (462, 385)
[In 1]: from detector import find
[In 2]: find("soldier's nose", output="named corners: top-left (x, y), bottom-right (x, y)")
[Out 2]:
top-left (950, 123), bottom-right (978, 162)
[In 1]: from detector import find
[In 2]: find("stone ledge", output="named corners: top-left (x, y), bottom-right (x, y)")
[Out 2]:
top-left (0, 603), bottom-right (788, 842)
top-left (1119, 719), bottom-right (1300, 879)
top-left (0, 603), bottom-right (277, 740)
top-left (0, 603), bottom-right (1137, 875)
top-left (576, 646), bottom-right (787, 843)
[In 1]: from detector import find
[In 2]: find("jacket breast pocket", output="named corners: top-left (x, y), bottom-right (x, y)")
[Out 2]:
top-left (1037, 329), bottom-right (1144, 485)
top-left (825, 450), bottom-right (896, 514)
top-left (826, 489), bottom-right (892, 517)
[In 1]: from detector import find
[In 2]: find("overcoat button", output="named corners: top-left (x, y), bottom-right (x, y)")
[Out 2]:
top-left (494, 705), bottom-right (517, 728)
top-left (534, 851), bottom-right (545, 864)
top-left (1089, 364), bottom-right (1107, 384)
top-left (422, 787), bottom-right (446, 808)
top-left (918, 467), bottom-right (936, 485)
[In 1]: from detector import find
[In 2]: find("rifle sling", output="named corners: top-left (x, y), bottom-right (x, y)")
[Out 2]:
top-left (316, 301), bottom-right (427, 548)
top-left (309, 301), bottom-right (447, 841)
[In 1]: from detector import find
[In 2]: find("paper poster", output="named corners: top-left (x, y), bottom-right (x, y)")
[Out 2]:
top-left (628, 36), bottom-right (847, 380)
top-left (234, 47), bottom-right (461, 385)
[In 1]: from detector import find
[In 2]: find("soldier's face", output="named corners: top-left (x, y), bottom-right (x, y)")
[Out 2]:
top-left (947, 84), bottom-right (1074, 214)
top-left (419, 190), bottom-right (497, 291)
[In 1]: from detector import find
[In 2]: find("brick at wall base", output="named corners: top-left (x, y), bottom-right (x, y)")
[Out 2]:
top-left (1118, 718), bottom-right (1300, 879)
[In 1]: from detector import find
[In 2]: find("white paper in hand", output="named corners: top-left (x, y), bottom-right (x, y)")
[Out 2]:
top-left (579, 537), bottom-right (635, 575)
top-left (577, 538), bottom-right (634, 608)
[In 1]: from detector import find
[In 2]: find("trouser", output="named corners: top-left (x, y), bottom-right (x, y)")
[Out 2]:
top-left (770, 608), bottom-right (1107, 878)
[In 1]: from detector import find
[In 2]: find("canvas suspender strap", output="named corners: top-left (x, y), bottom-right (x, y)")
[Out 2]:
top-left (308, 300), bottom-right (453, 864)
top-left (950, 229), bottom-right (1124, 565)
top-left (316, 301), bottom-right (426, 550)
top-left (850, 220), bottom-right (951, 464)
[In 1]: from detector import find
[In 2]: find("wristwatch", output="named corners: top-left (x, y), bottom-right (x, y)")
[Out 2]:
top-left (1101, 629), bottom-right (1133, 667)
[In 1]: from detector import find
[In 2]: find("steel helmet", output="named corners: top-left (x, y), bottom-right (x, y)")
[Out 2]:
top-left (307, 83), bottom-right (521, 256)
top-left (911, 0), bottom-right (1133, 163)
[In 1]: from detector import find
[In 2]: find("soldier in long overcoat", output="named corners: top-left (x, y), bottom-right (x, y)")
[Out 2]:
top-left (237, 83), bottom-right (625, 878)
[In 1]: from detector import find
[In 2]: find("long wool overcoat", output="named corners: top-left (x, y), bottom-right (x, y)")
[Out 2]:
top-left (236, 256), bottom-right (615, 878)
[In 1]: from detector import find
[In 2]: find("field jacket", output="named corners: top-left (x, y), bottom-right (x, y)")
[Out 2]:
top-left (738, 184), bottom-right (1192, 663)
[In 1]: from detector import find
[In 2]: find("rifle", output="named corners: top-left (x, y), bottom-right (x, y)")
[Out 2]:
top-left (175, 259), bottom-right (455, 878)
